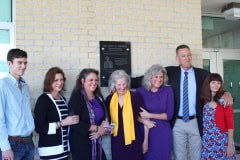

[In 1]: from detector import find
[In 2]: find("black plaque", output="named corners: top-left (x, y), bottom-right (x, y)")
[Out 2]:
top-left (100, 41), bottom-right (131, 87)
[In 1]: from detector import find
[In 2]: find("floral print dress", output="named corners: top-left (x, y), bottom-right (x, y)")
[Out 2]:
top-left (201, 103), bottom-right (236, 160)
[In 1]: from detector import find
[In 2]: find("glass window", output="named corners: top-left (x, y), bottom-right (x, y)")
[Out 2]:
top-left (202, 16), bottom-right (240, 49)
top-left (0, 0), bottom-right (15, 76)
top-left (0, 29), bottom-right (10, 44)
top-left (0, 0), bottom-right (12, 22)
top-left (0, 45), bottom-right (10, 78)
top-left (203, 59), bottom-right (210, 72)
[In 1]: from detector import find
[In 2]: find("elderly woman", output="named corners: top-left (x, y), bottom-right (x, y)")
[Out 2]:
top-left (34, 67), bottom-right (79, 160)
top-left (68, 68), bottom-right (109, 160)
top-left (136, 64), bottom-right (174, 160)
top-left (106, 70), bottom-right (145, 160)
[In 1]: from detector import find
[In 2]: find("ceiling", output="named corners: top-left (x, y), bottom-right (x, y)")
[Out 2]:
top-left (202, 0), bottom-right (240, 16)
top-left (201, 0), bottom-right (240, 45)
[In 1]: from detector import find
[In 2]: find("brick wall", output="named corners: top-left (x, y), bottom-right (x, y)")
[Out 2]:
top-left (16, 0), bottom-right (202, 159)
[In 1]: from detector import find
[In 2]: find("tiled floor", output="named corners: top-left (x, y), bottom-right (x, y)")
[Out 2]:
top-left (33, 132), bottom-right (240, 160)
top-left (33, 134), bottom-right (112, 160)
top-left (34, 151), bottom-right (240, 160)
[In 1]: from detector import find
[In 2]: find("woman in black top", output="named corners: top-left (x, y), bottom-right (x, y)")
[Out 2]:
top-left (34, 67), bottom-right (79, 160)
top-left (68, 68), bottom-right (110, 160)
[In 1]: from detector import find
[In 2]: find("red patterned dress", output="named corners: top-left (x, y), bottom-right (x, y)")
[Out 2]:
top-left (201, 103), bottom-right (236, 160)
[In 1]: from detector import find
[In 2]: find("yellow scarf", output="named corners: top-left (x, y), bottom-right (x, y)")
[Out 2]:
top-left (110, 90), bottom-right (135, 145)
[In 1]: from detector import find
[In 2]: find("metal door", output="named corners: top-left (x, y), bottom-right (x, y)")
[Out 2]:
top-left (203, 49), bottom-right (240, 146)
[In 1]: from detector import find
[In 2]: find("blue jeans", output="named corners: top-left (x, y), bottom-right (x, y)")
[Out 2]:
top-left (0, 139), bottom-right (35, 160)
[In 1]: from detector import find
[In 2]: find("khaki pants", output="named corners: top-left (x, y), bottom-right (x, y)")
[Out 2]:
top-left (173, 118), bottom-right (202, 160)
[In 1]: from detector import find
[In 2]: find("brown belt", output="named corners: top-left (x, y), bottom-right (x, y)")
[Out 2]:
top-left (8, 135), bottom-right (32, 143)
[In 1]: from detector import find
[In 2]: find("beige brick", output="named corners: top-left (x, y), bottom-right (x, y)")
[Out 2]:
top-left (15, 1), bottom-right (203, 158)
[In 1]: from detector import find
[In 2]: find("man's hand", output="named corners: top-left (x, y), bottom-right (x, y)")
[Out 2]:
top-left (222, 92), bottom-right (233, 106)
top-left (2, 149), bottom-right (14, 160)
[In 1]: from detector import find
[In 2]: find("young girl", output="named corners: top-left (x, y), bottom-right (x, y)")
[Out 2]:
top-left (200, 73), bottom-right (236, 160)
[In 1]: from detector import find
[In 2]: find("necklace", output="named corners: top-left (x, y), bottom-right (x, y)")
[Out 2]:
top-left (209, 101), bottom-right (217, 109)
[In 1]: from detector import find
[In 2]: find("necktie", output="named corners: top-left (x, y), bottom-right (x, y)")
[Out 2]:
top-left (182, 72), bottom-right (189, 122)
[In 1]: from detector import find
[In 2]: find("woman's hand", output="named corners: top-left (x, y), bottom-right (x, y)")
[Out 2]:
top-left (100, 120), bottom-right (109, 127)
top-left (142, 140), bottom-right (148, 154)
top-left (89, 131), bottom-right (101, 140)
top-left (144, 119), bottom-right (156, 129)
top-left (89, 125), bottom-right (106, 140)
top-left (140, 107), bottom-right (151, 119)
top-left (61, 115), bottom-right (79, 126)
top-left (98, 125), bottom-right (106, 136)
top-left (226, 145), bottom-right (233, 158)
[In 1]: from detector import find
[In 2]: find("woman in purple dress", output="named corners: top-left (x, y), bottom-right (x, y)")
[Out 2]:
top-left (136, 64), bottom-right (174, 160)
top-left (106, 70), bottom-right (146, 160)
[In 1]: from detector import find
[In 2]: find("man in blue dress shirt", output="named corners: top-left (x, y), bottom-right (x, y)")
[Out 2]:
top-left (0, 49), bottom-right (35, 160)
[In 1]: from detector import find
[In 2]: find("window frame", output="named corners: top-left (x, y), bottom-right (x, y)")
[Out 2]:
top-left (0, 0), bottom-right (16, 46)
top-left (0, 0), bottom-right (15, 76)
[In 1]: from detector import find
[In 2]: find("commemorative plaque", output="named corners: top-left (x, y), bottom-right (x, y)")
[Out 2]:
top-left (100, 41), bottom-right (131, 87)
